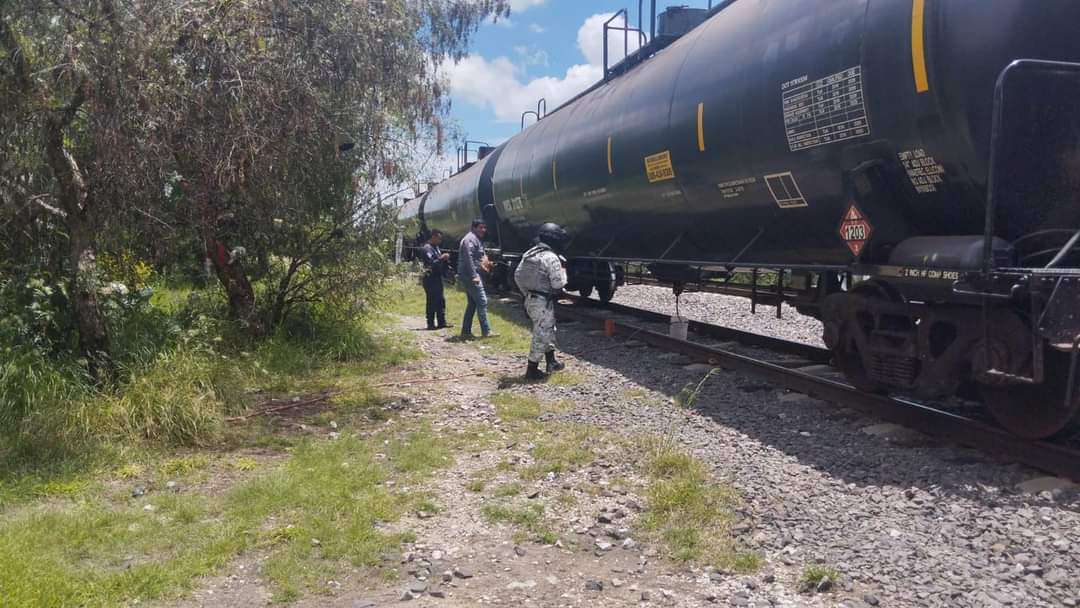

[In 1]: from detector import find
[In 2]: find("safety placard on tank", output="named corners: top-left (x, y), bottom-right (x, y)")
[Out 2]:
top-left (644, 151), bottom-right (676, 183)
top-left (898, 149), bottom-right (946, 194)
top-left (782, 66), bottom-right (870, 152)
top-left (838, 204), bottom-right (873, 257)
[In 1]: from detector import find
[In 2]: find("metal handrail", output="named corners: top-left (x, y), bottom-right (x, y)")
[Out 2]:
top-left (536, 98), bottom-right (547, 120)
top-left (603, 9), bottom-right (647, 79)
top-left (983, 59), bottom-right (1080, 274)
top-left (520, 110), bottom-right (538, 131)
top-left (461, 140), bottom-right (490, 168)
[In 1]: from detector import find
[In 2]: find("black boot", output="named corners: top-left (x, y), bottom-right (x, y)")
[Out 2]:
top-left (545, 350), bottom-right (565, 373)
top-left (525, 360), bottom-right (548, 381)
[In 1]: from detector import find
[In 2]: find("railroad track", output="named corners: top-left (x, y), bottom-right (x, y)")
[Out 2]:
top-left (556, 296), bottom-right (1080, 482)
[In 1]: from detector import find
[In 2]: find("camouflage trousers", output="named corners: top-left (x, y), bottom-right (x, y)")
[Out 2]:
top-left (525, 294), bottom-right (557, 363)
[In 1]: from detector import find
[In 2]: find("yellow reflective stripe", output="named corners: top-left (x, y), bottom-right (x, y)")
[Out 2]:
top-left (697, 102), bottom-right (706, 152)
top-left (607, 136), bottom-right (613, 174)
top-left (912, 0), bottom-right (930, 93)
top-left (552, 158), bottom-right (558, 191)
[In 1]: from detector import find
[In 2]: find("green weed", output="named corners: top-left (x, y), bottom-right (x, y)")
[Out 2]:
top-left (0, 412), bottom-right (452, 606)
top-left (159, 455), bottom-right (211, 477)
top-left (639, 437), bottom-right (755, 572)
top-left (675, 368), bottom-right (720, 409)
top-left (520, 424), bottom-right (598, 481)
top-left (491, 391), bottom-right (543, 422)
top-left (546, 372), bottom-right (584, 387)
top-left (384, 428), bottom-right (453, 474)
top-left (115, 463), bottom-right (145, 479)
top-left (494, 482), bottom-right (523, 497)
top-left (232, 457), bottom-right (259, 472)
top-left (801, 565), bottom-right (841, 588)
top-left (481, 502), bottom-right (544, 527)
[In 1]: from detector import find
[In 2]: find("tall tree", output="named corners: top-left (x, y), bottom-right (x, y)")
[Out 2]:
top-left (138, 0), bottom-right (508, 333)
top-left (2, 0), bottom-right (509, 364)
top-left (0, 2), bottom-right (138, 376)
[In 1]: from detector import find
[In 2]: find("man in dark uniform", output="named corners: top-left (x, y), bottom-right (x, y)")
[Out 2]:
top-left (421, 230), bottom-right (451, 330)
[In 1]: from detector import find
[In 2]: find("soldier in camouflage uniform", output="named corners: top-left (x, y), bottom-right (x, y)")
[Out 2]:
top-left (514, 223), bottom-right (569, 380)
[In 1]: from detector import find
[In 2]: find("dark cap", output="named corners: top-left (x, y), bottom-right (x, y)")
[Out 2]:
top-left (471, 218), bottom-right (487, 229)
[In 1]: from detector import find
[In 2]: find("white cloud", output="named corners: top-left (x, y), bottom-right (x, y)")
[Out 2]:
top-left (528, 23), bottom-right (546, 34)
top-left (509, 0), bottom-right (547, 12)
top-left (444, 13), bottom-right (639, 124)
top-left (513, 44), bottom-right (549, 67)
top-left (577, 12), bottom-right (639, 67)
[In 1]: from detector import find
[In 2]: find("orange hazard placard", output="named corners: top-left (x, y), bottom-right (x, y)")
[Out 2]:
top-left (838, 204), bottom-right (872, 257)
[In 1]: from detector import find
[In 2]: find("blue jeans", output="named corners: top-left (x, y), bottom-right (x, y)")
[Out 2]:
top-left (461, 280), bottom-right (491, 336)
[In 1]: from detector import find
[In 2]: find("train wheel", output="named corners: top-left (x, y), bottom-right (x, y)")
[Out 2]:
top-left (981, 350), bottom-right (1080, 439)
top-left (833, 323), bottom-right (883, 393)
top-left (830, 281), bottom-right (898, 393)
top-left (578, 284), bottom-right (594, 300)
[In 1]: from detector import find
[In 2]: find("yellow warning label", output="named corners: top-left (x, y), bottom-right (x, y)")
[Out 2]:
top-left (645, 151), bottom-right (675, 183)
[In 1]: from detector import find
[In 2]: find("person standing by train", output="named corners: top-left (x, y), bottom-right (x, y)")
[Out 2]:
top-left (458, 219), bottom-right (496, 339)
top-left (514, 223), bottom-right (569, 380)
top-left (421, 230), bottom-right (451, 330)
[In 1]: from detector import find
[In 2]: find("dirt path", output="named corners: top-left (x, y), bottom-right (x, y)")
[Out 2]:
top-left (166, 299), bottom-right (1080, 608)
top-left (168, 312), bottom-right (750, 608)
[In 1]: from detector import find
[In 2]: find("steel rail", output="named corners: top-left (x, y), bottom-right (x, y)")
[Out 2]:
top-left (555, 302), bottom-right (1080, 481)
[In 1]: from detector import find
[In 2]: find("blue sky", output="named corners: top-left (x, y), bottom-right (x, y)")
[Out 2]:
top-left (438, 0), bottom-right (715, 169)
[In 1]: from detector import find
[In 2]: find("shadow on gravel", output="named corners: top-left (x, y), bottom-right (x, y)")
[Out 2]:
top-left (539, 307), bottom-right (1078, 510)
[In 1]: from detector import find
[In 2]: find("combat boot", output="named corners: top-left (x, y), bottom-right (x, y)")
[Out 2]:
top-left (525, 360), bottom-right (548, 381)
top-left (545, 350), bottom-right (565, 373)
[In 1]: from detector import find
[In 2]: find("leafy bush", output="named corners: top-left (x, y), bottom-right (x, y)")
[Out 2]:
top-left (0, 346), bottom-right (94, 462)
top-left (0, 274), bottom-right (76, 354)
top-left (105, 340), bottom-right (244, 446)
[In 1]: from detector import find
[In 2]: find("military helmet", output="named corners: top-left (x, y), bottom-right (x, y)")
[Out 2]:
top-left (536, 222), bottom-right (569, 249)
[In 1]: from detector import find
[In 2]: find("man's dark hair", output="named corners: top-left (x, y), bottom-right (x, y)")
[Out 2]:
top-left (429, 229), bottom-right (444, 239)
top-left (471, 218), bottom-right (487, 229)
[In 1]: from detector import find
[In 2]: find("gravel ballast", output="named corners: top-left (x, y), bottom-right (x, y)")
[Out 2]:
top-left (604, 284), bottom-right (826, 347)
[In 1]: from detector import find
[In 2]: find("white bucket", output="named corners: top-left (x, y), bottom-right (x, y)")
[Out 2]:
top-left (669, 316), bottom-right (689, 341)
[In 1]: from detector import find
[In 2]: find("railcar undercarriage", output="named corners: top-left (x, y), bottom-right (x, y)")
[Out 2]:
top-left (553, 251), bottom-right (1080, 441)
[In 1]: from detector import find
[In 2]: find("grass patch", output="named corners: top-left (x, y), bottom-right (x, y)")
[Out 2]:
top-left (520, 424), bottom-right (598, 481)
top-left (381, 279), bottom-right (532, 354)
top-left (494, 482), bottom-right (523, 497)
top-left (159, 455), bottom-right (212, 478)
top-left (546, 371), bottom-right (584, 387)
top-left (482, 502), bottom-right (544, 527)
top-left (481, 501), bottom-right (558, 544)
top-left (232, 457), bottom-right (259, 472)
top-left (0, 429), bottom-right (452, 607)
top-left (801, 565), bottom-right (841, 589)
top-left (115, 463), bottom-right (145, 479)
top-left (639, 437), bottom-right (758, 573)
top-left (414, 498), bottom-right (440, 515)
top-left (465, 479), bottom-right (486, 493)
top-left (491, 392), bottom-right (572, 424)
top-left (384, 426), bottom-right (453, 474)
top-left (556, 491), bottom-right (577, 508)
top-left (491, 391), bottom-right (543, 422)
top-left (1, 290), bottom-right (421, 508)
